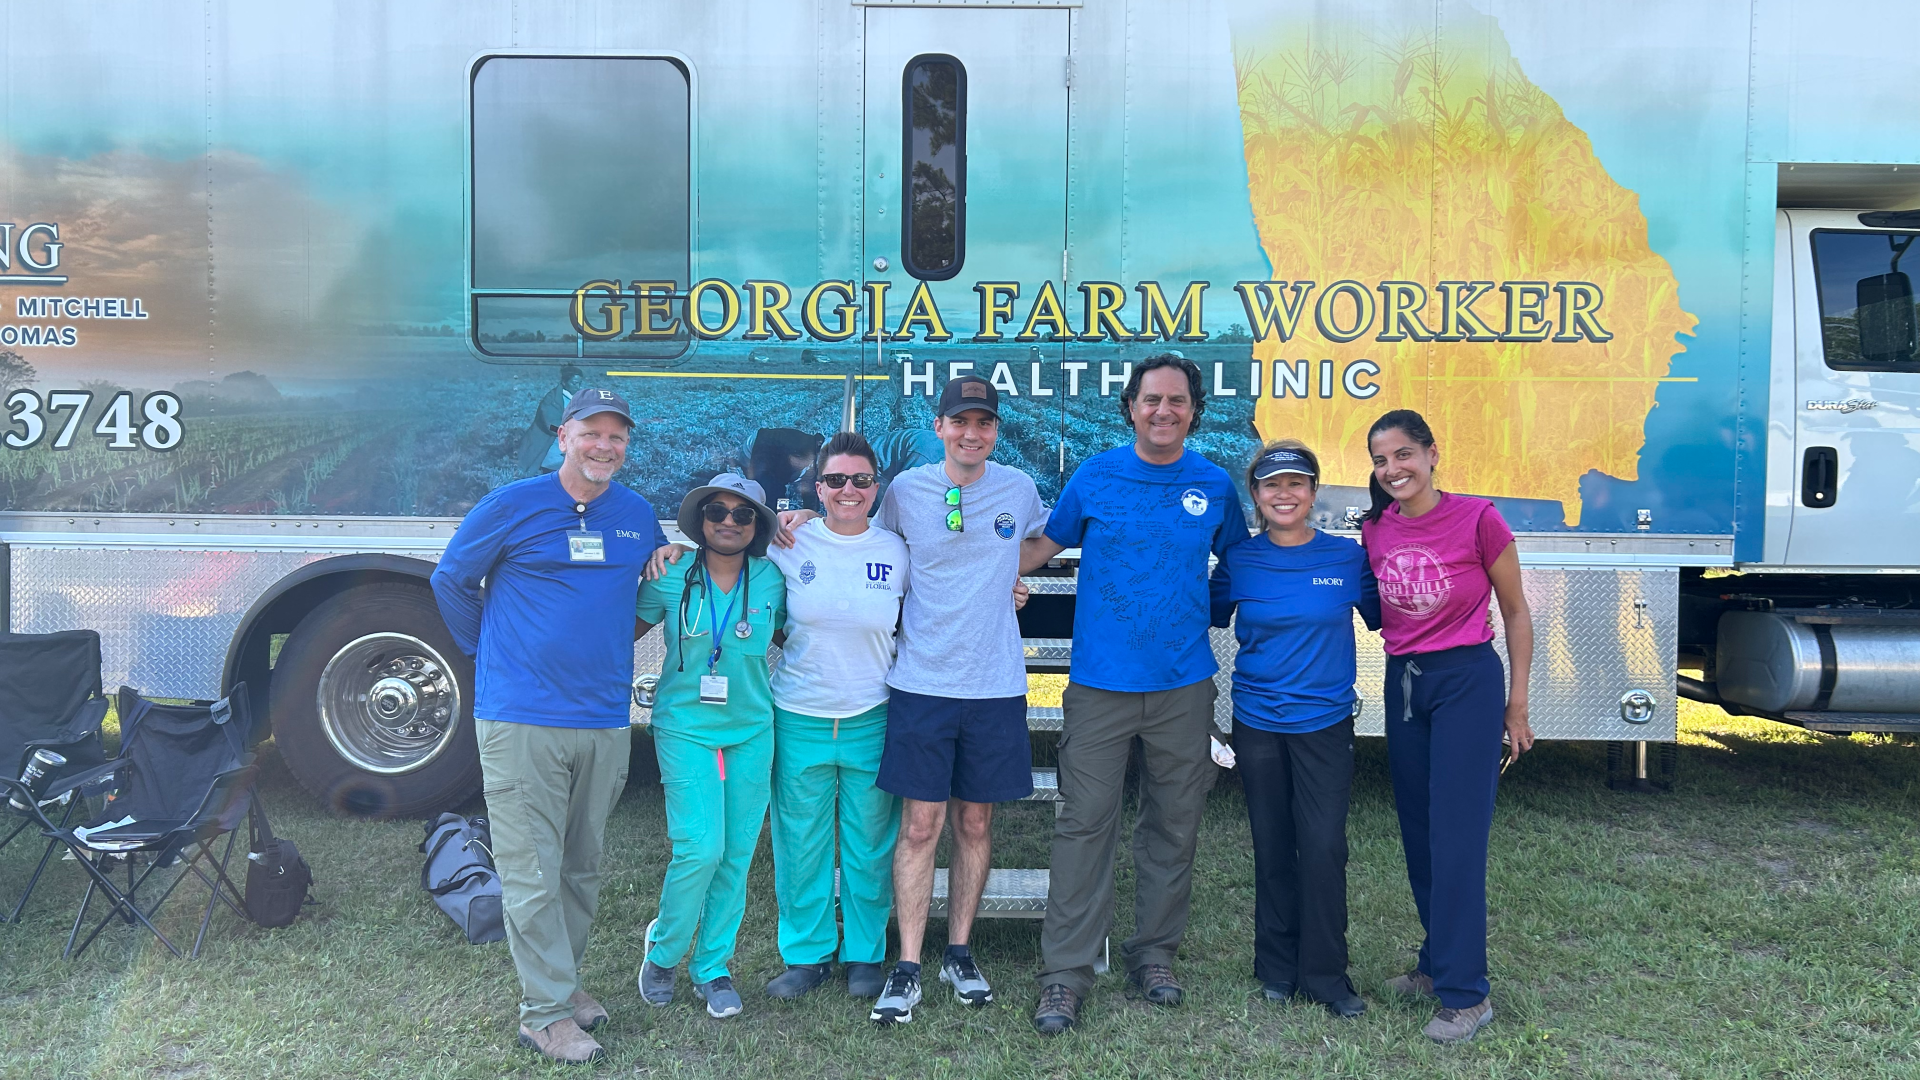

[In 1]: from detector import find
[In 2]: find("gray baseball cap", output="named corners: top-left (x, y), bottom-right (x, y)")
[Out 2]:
top-left (561, 387), bottom-right (633, 426)
top-left (677, 473), bottom-right (778, 558)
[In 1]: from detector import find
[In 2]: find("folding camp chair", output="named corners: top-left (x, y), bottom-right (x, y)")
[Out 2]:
top-left (0, 630), bottom-right (109, 923)
top-left (20, 685), bottom-right (257, 959)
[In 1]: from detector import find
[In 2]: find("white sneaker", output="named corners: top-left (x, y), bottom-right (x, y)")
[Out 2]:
top-left (868, 964), bottom-right (923, 1025)
top-left (939, 952), bottom-right (993, 1006)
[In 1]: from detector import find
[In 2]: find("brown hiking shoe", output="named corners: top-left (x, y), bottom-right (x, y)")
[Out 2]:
top-left (1126, 963), bottom-right (1185, 1007)
top-left (1423, 998), bottom-right (1494, 1044)
top-left (1384, 969), bottom-right (1436, 999)
top-left (1032, 983), bottom-right (1080, 1035)
top-left (517, 1016), bottom-right (606, 1065)
top-left (569, 989), bottom-right (609, 1033)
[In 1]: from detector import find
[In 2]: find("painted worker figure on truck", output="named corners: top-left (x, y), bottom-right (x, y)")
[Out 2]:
top-left (430, 387), bottom-right (671, 1066)
top-left (1017, 353), bottom-right (1247, 1035)
top-left (773, 375), bottom-right (1045, 1025)
top-left (515, 364), bottom-right (583, 476)
top-left (634, 473), bottom-right (787, 1021)
top-left (757, 431), bottom-right (909, 1003)
top-left (1361, 409), bottom-right (1535, 1045)
top-left (1209, 440), bottom-right (1379, 1020)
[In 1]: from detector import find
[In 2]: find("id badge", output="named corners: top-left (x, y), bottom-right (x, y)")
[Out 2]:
top-left (567, 530), bottom-right (605, 563)
top-left (699, 674), bottom-right (729, 705)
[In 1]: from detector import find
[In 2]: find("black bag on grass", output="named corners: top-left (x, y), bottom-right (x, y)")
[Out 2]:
top-left (245, 799), bottom-right (314, 928)
top-left (420, 812), bottom-right (505, 944)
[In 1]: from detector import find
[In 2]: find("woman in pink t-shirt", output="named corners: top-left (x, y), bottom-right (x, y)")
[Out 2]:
top-left (1358, 409), bottom-right (1534, 1045)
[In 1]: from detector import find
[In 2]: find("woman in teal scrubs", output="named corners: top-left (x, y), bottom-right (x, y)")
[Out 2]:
top-left (634, 473), bottom-right (786, 1020)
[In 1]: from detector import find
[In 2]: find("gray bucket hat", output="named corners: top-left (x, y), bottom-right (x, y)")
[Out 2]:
top-left (677, 473), bottom-right (778, 558)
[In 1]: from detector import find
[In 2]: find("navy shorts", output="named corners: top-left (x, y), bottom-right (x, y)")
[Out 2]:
top-left (877, 687), bottom-right (1033, 804)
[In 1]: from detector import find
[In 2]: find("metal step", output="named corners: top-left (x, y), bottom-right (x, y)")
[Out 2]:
top-left (1024, 767), bottom-right (1060, 801)
top-left (928, 867), bottom-right (1049, 919)
top-left (1020, 575), bottom-right (1077, 595)
top-left (1026, 705), bottom-right (1063, 731)
top-left (1787, 712), bottom-right (1920, 733)
top-left (1023, 637), bottom-right (1072, 674)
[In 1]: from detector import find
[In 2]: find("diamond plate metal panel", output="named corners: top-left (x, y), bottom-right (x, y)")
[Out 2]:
top-left (1216, 567), bottom-right (1678, 742)
top-left (929, 867), bottom-right (1049, 917)
top-left (9, 547), bottom-right (344, 699)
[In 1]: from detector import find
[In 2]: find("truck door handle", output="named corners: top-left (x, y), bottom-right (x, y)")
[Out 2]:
top-left (1801, 446), bottom-right (1838, 508)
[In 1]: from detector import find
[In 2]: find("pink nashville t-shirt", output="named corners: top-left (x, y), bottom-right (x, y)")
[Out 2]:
top-left (1360, 492), bottom-right (1515, 657)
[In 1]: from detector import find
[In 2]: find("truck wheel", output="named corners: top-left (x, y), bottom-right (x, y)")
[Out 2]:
top-left (271, 582), bottom-right (481, 818)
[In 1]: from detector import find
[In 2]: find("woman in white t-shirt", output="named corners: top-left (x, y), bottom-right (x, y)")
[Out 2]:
top-left (761, 431), bottom-right (909, 1002)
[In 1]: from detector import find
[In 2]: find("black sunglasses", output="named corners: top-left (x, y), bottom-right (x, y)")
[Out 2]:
top-left (819, 473), bottom-right (876, 490)
top-left (702, 503), bottom-right (758, 526)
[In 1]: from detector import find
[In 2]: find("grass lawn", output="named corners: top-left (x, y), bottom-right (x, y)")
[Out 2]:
top-left (5, 694), bottom-right (1920, 1079)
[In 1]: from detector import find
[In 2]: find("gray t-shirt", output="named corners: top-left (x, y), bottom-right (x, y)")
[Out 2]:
top-left (878, 461), bottom-right (1050, 699)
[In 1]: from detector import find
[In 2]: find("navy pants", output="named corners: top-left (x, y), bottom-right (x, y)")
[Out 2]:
top-left (1383, 642), bottom-right (1506, 1009)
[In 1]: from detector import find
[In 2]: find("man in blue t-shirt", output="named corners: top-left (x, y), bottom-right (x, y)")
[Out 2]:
top-left (431, 387), bottom-right (670, 1066)
top-left (1017, 354), bottom-right (1247, 1034)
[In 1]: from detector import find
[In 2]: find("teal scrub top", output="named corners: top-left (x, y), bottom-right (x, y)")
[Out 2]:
top-left (638, 556), bottom-right (787, 748)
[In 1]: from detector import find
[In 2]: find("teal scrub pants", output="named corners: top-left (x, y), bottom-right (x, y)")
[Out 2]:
top-left (770, 703), bottom-right (899, 965)
top-left (648, 726), bottom-right (774, 984)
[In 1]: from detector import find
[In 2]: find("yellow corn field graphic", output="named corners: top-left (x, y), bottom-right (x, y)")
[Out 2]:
top-left (1234, 21), bottom-right (1697, 524)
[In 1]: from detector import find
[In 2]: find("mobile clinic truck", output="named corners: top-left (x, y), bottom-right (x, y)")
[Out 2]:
top-left (0, 1), bottom-right (1914, 818)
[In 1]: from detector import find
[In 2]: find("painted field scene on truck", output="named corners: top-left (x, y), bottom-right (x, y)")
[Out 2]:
top-left (0, 1), bottom-right (1743, 534)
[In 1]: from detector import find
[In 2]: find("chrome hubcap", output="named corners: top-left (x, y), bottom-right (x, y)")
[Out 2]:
top-left (317, 634), bottom-right (463, 775)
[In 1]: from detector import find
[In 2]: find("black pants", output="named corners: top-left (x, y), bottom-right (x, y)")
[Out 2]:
top-left (1235, 716), bottom-right (1355, 1002)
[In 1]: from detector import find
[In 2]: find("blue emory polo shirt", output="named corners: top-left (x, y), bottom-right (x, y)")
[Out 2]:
top-left (1045, 446), bottom-right (1247, 692)
top-left (1208, 529), bottom-right (1382, 733)
top-left (431, 472), bottom-right (668, 727)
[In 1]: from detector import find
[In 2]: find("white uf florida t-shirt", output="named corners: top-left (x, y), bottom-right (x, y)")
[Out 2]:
top-left (767, 518), bottom-right (910, 718)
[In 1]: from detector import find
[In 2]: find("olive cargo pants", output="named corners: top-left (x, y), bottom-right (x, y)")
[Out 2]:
top-left (477, 719), bottom-right (631, 1030)
top-left (1038, 678), bottom-right (1218, 998)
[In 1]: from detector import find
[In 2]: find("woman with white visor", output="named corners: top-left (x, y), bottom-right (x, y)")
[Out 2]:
top-left (1209, 440), bottom-right (1380, 1019)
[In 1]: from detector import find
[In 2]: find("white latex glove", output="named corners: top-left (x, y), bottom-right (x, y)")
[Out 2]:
top-left (1209, 735), bottom-right (1236, 769)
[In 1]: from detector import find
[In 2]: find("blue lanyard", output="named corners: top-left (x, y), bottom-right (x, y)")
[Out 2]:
top-left (701, 566), bottom-right (740, 672)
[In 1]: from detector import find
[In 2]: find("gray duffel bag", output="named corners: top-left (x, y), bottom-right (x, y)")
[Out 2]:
top-left (419, 812), bottom-right (506, 944)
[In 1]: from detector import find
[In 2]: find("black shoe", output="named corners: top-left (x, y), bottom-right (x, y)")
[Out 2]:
top-left (1261, 981), bottom-right (1295, 1002)
top-left (1322, 992), bottom-right (1367, 1019)
top-left (1033, 983), bottom-right (1080, 1035)
top-left (1127, 963), bottom-right (1184, 1006)
top-left (845, 962), bottom-right (887, 998)
top-left (765, 963), bottom-right (832, 1000)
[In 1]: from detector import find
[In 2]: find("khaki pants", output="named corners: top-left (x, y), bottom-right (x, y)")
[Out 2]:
top-left (1038, 678), bottom-right (1217, 997)
top-left (477, 719), bottom-right (630, 1030)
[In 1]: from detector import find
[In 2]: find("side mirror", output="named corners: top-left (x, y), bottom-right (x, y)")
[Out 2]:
top-left (1855, 271), bottom-right (1918, 364)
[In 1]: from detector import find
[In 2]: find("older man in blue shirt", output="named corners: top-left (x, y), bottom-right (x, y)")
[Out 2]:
top-left (432, 387), bottom-right (670, 1065)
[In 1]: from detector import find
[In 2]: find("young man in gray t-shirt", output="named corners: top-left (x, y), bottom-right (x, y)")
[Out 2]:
top-left (866, 376), bottom-right (1048, 1024)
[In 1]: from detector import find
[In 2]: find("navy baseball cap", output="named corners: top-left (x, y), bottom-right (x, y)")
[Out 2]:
top-left (1251, 445), bottom-right (1317, 480)
top-left (938, 375), bottom-right (999, 418)
top-left (561, 387), bottom-right (633, 426)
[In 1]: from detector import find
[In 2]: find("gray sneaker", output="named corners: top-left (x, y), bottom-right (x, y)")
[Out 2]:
top-left (1424, 998), bottom-right (1494, 1043)
top-left (939, 952), bottom-right (993, 1006)
top-left (1385, 969), bottom-right (1436, 1000)
top-left (695, 975), bottom-right (744, 1019)
top-left (868, 964), bottom-right (922, 1025)
top-left (638, 918), bottom-right (675, 1007)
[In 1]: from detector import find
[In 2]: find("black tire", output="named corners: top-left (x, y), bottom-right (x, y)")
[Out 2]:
top-left (271, 582), bottom-right (482, 818)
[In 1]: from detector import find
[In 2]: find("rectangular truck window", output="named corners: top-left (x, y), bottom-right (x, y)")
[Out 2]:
top-left (1810, 229), bottom-right (1920, 373)
top-left (902, 54), bottom-right (966, 281)
top-left (469, 56), bottom-right (691, 359)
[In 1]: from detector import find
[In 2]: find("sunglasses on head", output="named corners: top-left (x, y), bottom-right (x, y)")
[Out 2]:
top-left (819, 472), bottom-right (876, 490)
top-left (944, 485), bottom-right (963, 532)
top-left (702, 503), bottom-right (758, 526)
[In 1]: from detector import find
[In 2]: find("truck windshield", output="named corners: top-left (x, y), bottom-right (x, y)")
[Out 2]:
top-left (1810, 229), bottom-right (1920, 373)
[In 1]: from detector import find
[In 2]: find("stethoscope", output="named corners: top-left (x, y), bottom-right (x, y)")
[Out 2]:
top-left (676, 551), bottom-right (753, 672)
